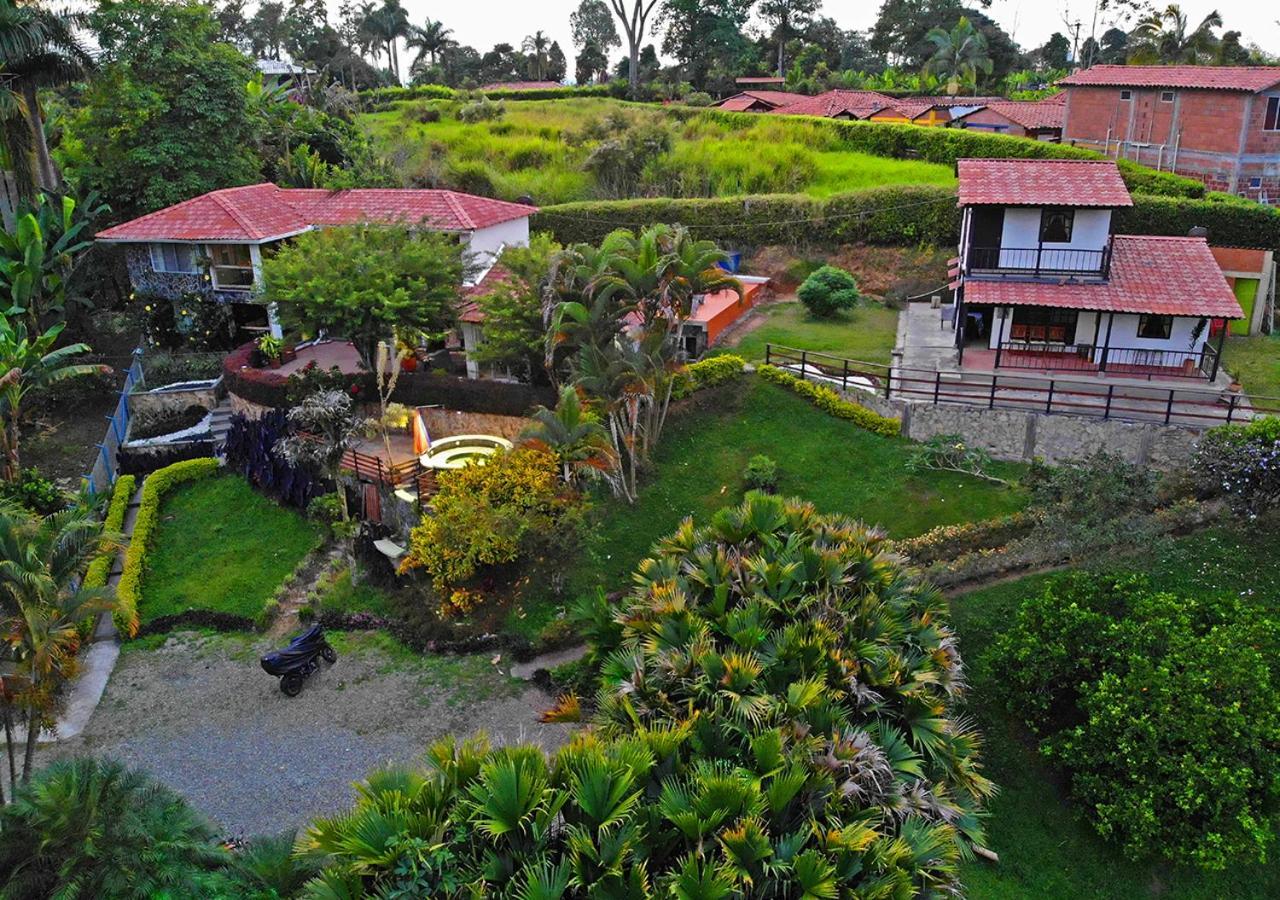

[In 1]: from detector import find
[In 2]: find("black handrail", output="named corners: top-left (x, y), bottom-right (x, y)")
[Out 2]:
top-left (967, 245), bottom-right (1109, 277)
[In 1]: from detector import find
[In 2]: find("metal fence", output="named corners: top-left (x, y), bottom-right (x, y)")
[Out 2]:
top-left (764, 344), bottom-right (1280, 429)
top-left (82, 348), bottom-right (144, 495)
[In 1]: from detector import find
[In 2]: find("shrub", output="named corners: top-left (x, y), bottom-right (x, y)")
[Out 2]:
top-left (115, 458), bottom-right (220, 636)
top-left (906, 433), bottom-right (1009, 484)
top-left (1025, 450), bottom-right (1155, 542)
top-left (223, 410), bottom-right (324, 510)
top-left (83, 474), bottom-right (136, 592)
top-left (458, 97), bottom-right (504, 123)
top-left (891, 510), bottom-right (1038, 566)
top-left (742, 453), bottom-right (778, 491)
top-left (0, 467), bottom-right (67, 515)
top-left (115, 441), bottom-right (215, 478)
top-left (758, 365), bottom-right (900, 436)
top-left (988, 572), bottom-right (1280, 869)
top-left (1192, 415), bottom-right (1280, 517)
top-left (683, 90), bottom-right (713, 106)
top-left (670, 353), bottom-right (745, 398)
top-left (304, 493), bottom-right (993, 896)
top-left (401, 447), bottom-right (583, 593)
top-left (797, 264), bottom-right (862, 317)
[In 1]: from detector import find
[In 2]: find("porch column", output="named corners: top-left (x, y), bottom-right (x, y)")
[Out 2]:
top-left (994, 307), bottom-right (1006, 369)
top-left (249, 244), bottom-right (282, 339)
top-left (267, 303), bottom-right (283, 340)
top-left (955, 285), bottom-right (966, 365)
top-left (1210, 317), bottom-right (1226, 381)
top-left (1099, 313), bottom-right (1115, 372)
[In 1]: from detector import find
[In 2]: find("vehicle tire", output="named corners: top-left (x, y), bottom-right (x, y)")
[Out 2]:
top-left (321, 645), bottom-right (337, 664)
top-left (281, 673), bottom-right (304, 697)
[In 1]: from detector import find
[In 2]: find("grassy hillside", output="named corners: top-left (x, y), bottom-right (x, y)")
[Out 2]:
top-left (359, 98), bottom-right (957, 205)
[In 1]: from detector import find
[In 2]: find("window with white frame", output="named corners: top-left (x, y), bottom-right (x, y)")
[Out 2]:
top-left (209, 244), bottom-right (255, 291)
top-left (1137, 314), bottom-right (1173, 339)
top-left (1160, 91), bottom-right (1174, 102)
top-left (149, 242), bottom-right (197, 274)
top-left (1119, 90), bottom-right (1132, 101)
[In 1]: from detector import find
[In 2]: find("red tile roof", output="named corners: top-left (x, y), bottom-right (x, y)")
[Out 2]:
top-left (957, 159), bottom-right (1132, 207)
top-left (717, 90), bottom-right (808, 111)
top-left (97, 184), bottom-right (536, 243)
top-left (964, 236), bottom-right (1244, 318)
top-left (770, 90), bottom-right (896, 119)
top-left (457, 264), bottom-right (515, 323)
top-left (952, 98), bottom-right (1066, 130)
top-left (1060, 64), bottom-right (1280, 92)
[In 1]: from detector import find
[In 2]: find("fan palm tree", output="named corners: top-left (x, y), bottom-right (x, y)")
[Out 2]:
top-left (1129, 4), bottom-right (1222, 64)
top-left (0, 316), bottom-right (100, 481)
top-left (0, 758), bottom-right (227, 895)
top-left (0, 0), bottom-right (94, 195)
top-left (521, 30), bottom-right (551, 80)
top-left (925, 16), bottom-right (993, 96)
top-left (0, 503), bottom-right (117, 785)
top-left (405, 18), bottom-right (454, 71)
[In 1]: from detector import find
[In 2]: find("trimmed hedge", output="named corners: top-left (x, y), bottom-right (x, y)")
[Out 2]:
top-left (758, 364), bottom-right (900, 436)
top-left (362, 83), bottom-right (618, 110)
top-left (82, 475), bottom-right (136, 593)
top-left (115, 458), bottom-right (221, 637)
top-left (535, 185), bottom-right (1280, 250)
top-left (891, 510), bottom-right (1039, 566)
top-left (672, 353), bottom-right (746, 398)
top-left (534, 184), bottom-right (961, 247)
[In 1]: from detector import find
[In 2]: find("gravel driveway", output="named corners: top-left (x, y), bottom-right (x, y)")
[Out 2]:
top-left (44, 631), bottom-right (573, 838)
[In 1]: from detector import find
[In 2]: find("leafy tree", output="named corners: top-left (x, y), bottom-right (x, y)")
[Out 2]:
top-left (547, 40), bottom-right (568, 82)
top-left (570, 0), bottom-right (621, 52)
top-left (758, 0), bottom-right (819, 76)
top-left (658, 0), bottom-right (755, 90)
top-left (1216, 30), bottom-right (1250, 64)
top-left (926, 15), bottom-right (993, 94)
top-left (575, 39), bottom-right (610, 84)
top-left (1129, 4), bottom-right (1222, 64)
top-left (263, 224), bottom-right (465, 370)
top-left (310, 493), bottom-right (993, 895)
top-left (989, 573), bottom-right (1280, 869)
top-left (0, 0), bottom-right (94, 198)
top-left (1037, 31), bottom-right (1071, 69)
top-left (68, 0), bottom-right (259, 220)
top-left (0, 758), bottom-right (228, 895)
top-left (606, 0), bottom-right (664, 96)
top-left (247, 0), bottom-right (287, 59)
top-left (0, 317), bottom-right (102, 481)
top-left (1099, 25), bottom-right (1129, 63)
top-left (277, 389), bottom-right (366, 529)
top-left (0, 505), bottom-right (117, 786)
top-left (472, 235), bottom-right (560, 384)
top-left (797, 265), bottom-right (863, 317)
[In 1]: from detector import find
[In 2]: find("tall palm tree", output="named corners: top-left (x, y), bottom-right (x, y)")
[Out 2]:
top-left (0, 317), bottom-right (100, 481)
top-left (1129, 5), bottom-right (1222, 64)
top-left (0, 0), bottom-right (93, 195)
top-left (0, 758), bottom-right (227, 894)
top-left (405, 17), bottom-right (454, 71)
top-left (360, 0), bottom-right (411, 82)
top-left (925, 16), bottom-right (993, 96)
top-left (0, 504), bottom-right (117, 786)
top-left (521, 30), bottom-right (551, 80)
top-left (520, 385), bottom-right (615, 485)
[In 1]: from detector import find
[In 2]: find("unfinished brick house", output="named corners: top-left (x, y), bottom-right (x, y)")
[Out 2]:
top-left (1059, 64), bottom-right (1280, 203)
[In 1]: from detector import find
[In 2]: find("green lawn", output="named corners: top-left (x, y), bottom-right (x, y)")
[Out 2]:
top-left (315, 566), bottom-right (400, 619)
top-left (560, 376), bottom-right (1025, 608)
top-left (140, 476), bottom-right (322, 624)
top-left (723, 301), bottom-right (899, 365)
top-left (360, 98), bottom-right (956, 204)
top-left (1224, 333), bottom-right (1280, 399)
top-left (951, 525), bottom-right (1280, 899)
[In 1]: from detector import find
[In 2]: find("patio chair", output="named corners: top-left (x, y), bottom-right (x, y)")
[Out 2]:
top-left (940, 300), bottom-right (958, 330)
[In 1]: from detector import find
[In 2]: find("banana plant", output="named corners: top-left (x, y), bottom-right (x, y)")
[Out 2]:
top-left (0, 192), bottom-right (106, 330)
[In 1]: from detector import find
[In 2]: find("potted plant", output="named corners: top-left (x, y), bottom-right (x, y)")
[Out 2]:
top-left (257, 334), bottom-right (285, 368)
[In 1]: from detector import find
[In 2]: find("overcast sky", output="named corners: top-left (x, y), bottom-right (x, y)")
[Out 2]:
top-left (368, 0), bottom-right (1279, 73)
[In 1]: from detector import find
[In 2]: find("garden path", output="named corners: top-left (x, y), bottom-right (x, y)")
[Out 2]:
top-left (42, 630), bottom-right (574, 837)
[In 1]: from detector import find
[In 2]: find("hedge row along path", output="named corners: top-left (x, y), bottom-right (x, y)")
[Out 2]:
top-left (28, 480), bottom-right (145, 744)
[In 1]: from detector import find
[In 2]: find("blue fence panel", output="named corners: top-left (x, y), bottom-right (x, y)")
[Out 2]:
top-left (82, 348), bottom-right (144, 496)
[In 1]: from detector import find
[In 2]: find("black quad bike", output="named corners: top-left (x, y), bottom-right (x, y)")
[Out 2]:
top-left (260, 624), bottom-right (337, 696)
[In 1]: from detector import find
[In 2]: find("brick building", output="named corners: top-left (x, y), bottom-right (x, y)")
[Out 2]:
top-left (1059, 64), bottom-right (1280, 202)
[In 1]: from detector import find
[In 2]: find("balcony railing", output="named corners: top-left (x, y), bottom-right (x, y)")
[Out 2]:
top-left (967, 244), bottom-right (1111, 278)
top-left (995, 342), bottom-right (1217, 379)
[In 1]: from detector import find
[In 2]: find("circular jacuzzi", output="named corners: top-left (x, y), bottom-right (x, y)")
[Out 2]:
top-left (418, 434), bottom-right (514, 470)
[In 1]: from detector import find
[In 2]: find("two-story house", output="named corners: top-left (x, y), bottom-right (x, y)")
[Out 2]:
top-left (1059, 64), bottom-right (1280, 202)
top-left (952, 158), bottom-right (1243, 379)
top-left (96, 183), bottom-right (535, 347)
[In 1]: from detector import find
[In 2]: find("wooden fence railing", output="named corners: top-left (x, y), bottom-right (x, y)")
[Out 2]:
top-left (764, 344), bottom-right (1280, 428)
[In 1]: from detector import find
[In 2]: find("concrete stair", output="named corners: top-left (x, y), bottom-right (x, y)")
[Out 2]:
top-left (208, 401), bottom-right (235, 449)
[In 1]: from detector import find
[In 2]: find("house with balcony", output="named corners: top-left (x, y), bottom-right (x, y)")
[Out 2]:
top-left (950, 158), bottom-right (1244, 379)
top-left (96, 183), bottom-right (535, 345)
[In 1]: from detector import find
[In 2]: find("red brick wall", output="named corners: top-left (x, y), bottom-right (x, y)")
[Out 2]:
top-left (1241, 94), bottom-right (1280, 155)
top-left (1064, 85), bottom-right (1251, 152)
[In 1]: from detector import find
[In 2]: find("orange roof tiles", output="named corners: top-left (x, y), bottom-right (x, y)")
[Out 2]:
top-left (957, 159), bottom-right (1132, 208)
top-left (1060, 64), bottom-right (1280, 92)
top-left (964, 235), bottom-right (1244, 318)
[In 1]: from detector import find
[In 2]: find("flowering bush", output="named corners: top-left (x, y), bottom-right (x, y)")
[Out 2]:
top-left (1193, 416), bottom-right (1280, 517)
top-left (402, 448), bottom-right (583, 594)
top-left (988, 572), bottom-right (1280, 869)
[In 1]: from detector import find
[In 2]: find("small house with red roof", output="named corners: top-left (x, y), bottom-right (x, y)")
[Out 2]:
top-left (715, 90), bottom-right (808, 113)
top-left (1059, 64), bottom-right (1280, 201)
top-left (96, 184), bottom-right (535, 342)
top-left (952, 158), bottom-right (1243, 379)
top-left (948, 96), bottom-right (1065, 142)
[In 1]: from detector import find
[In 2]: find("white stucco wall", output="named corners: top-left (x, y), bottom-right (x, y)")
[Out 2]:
top-left (986, 305), bottom-right (1209, 365)
top-left (465, 217), bottom-right (531, 270)
top-left (1000, 207), bottom-right (1112, 258)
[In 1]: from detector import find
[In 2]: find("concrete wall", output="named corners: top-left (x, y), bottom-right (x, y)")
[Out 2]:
top-left (129, 384), bottom-right (218, 420)
top-left (465, 217), bottom-right (530, 271)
